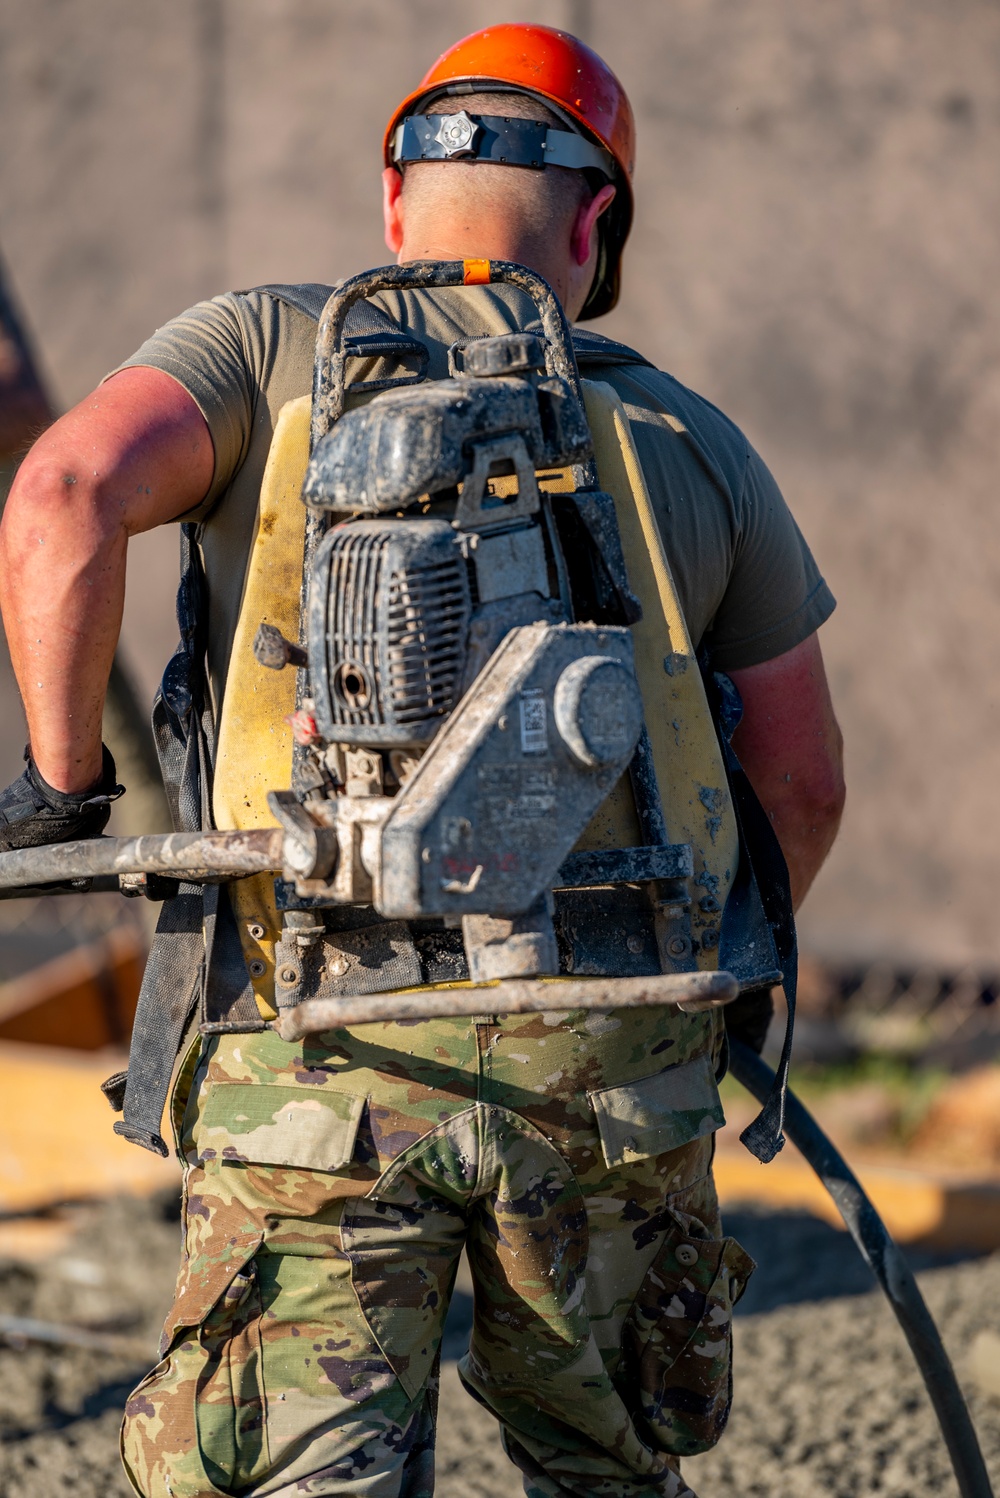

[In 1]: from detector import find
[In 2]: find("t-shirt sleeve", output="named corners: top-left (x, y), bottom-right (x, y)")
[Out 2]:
top-left (107, 294), bottom-right (256, 519)
top-left (704, 444), bottom-right (835, 672)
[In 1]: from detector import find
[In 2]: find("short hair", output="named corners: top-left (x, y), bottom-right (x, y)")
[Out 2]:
top-left (399, 89), bottom-right (591, 228)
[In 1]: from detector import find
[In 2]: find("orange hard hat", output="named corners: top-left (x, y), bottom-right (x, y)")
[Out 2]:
top-left (384, 24), bottom-right (635, 318)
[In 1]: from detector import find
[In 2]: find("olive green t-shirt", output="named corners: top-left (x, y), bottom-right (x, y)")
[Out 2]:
top-left (115, 281), bottom-right (834, 712)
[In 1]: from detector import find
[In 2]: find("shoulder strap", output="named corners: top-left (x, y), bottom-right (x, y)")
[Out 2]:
top-left (245, 282), bottom-right (653, 371)
top-left (235, 281), bottom-right (334, 320)
top-left (152, 522), bottom-right (215, 834)
top-left (707, 668), bottom-right (796, 1162)
top-left (243, 283), bottom-right (429, 385)
top-left (113, 883), bottom-right (205, 1154)
top-left (570, 328), bottom-right (653, 368)
top-left (118, 520), bottom-right (217, 1152)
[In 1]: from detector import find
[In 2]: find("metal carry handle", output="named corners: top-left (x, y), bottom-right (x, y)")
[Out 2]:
top-left (310, 258), bottom-right (589, 448)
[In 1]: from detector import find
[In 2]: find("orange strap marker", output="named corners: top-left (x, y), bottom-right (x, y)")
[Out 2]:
top-left (462, 258), bottom-right (491, 285)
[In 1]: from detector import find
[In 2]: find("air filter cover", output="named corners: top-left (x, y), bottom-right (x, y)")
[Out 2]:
top-left (308, 518), bottom-right (473, 747)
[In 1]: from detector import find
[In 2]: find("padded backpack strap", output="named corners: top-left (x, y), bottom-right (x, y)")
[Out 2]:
top-left (212, 393), bottom-right (312, 1025)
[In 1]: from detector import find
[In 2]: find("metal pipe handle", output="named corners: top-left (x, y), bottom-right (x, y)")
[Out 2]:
top-left (0, 830), bottom-right (283, 889)
top-left (272, 969), bottom-right (739, 1040)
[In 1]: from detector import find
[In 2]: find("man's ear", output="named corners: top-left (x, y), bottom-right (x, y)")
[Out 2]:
top-left (382, 167), bottom-right (405, 256)
top-left (570, 183), bottom-right (616, 268)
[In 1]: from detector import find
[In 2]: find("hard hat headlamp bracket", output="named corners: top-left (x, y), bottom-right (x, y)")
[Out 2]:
top-left (392, 111), bottom-right (615, 178)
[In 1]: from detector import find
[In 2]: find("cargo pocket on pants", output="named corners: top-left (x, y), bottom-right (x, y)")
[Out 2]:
top-left (121, 1231), bottom-right (268, 1498)
top-left (194, 1252), bottom-right (271, 1493)
top-left (618, 1218), bottom-right (755, 1458)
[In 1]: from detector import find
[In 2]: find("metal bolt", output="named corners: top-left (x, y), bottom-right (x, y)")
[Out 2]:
top-left (626, 934), bottom-right (644, 954)
top-left (675, 1243), bottom-right (699, 1268)
top-left (701, 927), bottom-right (720, 950)
top-left (248, 959), bottom-right (266, 979)
top-left (277, 965), bottom-right (299, 987)
top-left (667, 936), bottom-right (691, 959)
top-left (327, 955), bottom-right (348, 977)
top-left (247, 922), bottom-right (266, 942)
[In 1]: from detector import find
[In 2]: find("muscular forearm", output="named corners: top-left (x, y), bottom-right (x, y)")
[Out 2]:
top-left (0, 368), bottom-right (215, 793)
top-left (0, 458), bottom-right (126, 791)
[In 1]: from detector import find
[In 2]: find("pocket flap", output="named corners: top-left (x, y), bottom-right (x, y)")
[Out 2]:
top-left (197, 1082), bottom-right (365, 1171)
top-left (161, 1225), bottom-right (262, 1354)
top-left (589, 1054), bottom-right (725, 1167)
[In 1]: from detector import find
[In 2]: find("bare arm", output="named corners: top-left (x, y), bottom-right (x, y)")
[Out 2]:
top-left (0, 367), bottom-right (214, 793)
top-left (728, 633), bottom-right (845, 910)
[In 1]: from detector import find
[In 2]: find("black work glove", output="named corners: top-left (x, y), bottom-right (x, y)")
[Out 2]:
top-left (723, 985), bottom-right (775, 1055)
top-left (0, 745), bottom-right (124, 851)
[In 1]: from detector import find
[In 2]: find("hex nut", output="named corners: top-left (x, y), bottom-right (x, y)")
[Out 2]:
top-left (247, 922), bottom-right (266, 942)
top-left (277, 965), bottom-right (300, 987)
top-left (667, 936), bottom-right (691, 959)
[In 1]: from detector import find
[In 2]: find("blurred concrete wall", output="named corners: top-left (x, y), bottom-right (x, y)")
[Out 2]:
top-left (2, 0), bottom-right (999, 968)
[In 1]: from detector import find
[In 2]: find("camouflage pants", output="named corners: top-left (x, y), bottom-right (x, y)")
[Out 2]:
top-left (121, 1007), bottom-right (753, 1498)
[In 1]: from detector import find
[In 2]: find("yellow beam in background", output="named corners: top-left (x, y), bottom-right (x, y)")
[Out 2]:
top-left (715, 1146), bottom-right (1000, 1251)
top-left (0, 1041), bottom-right (179, 1220)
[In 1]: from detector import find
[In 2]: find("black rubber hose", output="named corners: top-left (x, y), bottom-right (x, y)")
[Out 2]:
top-left (728, 1038), bottom-right (993, 1498)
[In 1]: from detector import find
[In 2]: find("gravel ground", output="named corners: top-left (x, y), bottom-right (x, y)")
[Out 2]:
top-left (0, 1192), bottom-right (998, 1498)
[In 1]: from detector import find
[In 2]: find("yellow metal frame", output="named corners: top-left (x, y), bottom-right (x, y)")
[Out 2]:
top-left (211, 380), bottom-right (741, 1017)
